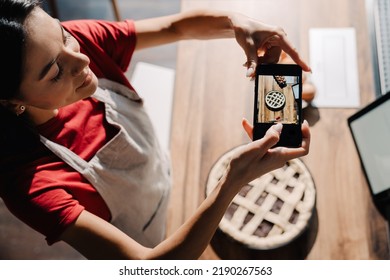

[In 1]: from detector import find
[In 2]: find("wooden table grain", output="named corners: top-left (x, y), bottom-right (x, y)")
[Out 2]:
top-left (167, 0), bottom-right (390, 259)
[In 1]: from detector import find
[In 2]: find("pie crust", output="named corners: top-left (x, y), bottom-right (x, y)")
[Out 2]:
top-left (265, 90), bottom-right (286, 111)
top-left (206, 145), bottom-right (316, 250)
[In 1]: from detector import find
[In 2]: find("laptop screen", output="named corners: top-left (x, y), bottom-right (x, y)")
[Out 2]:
top-left (348, 92), bottom-right (390, 195)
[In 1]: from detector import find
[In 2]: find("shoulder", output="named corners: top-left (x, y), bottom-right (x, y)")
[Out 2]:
top-left (1, 168), bottom-right (85, 239)
top-left (61, 19), bottom-right (136, 42)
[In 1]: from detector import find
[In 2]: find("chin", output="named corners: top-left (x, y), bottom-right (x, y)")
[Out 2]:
top-left (90, 75), bottom-right (99, 92)
top-left (90, 72), bottom-right (99, 90)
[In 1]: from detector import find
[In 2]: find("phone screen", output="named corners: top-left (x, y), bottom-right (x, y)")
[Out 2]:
top-left (254, 64), bottom-right (302, 147)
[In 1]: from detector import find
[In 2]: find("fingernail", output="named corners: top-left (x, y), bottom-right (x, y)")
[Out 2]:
top-left (246, 67), bottom-right (255, 77)
top-left (273, 123), bottom-right (283, 133)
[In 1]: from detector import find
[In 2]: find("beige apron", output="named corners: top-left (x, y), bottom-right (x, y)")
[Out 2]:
top-left (39, 79), bottom-right (172, 247)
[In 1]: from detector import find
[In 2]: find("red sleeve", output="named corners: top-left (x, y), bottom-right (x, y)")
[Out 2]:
top-left (2, 184), bottom-right (84, 245)
top-left (62, 19), bottom-right (137, 89)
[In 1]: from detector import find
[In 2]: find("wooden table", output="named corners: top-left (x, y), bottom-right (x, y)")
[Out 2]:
top-left (167, 0), bottom-right (390, 259)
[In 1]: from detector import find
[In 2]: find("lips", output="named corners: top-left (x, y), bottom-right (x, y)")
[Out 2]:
top-left (77, 67), bottom-right (92, 90)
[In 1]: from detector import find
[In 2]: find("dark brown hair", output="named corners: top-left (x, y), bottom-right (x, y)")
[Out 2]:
top-left (0, 0), bottom-right (42, 161)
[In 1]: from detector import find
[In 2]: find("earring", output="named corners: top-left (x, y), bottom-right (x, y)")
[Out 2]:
top-left (16, 105), bottom-right (26, 116)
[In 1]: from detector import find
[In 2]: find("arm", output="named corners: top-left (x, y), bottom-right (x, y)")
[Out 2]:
top-left (134, 9), bottom-right (235, 48)
top-left (60, 121), bottom-right (310, 259)
top-left (134, 9), bottom-right (311, 75)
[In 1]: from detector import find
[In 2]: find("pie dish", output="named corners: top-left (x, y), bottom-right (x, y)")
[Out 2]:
top-left (206, 145), bottom-right (316, 250)
top-left (265, 90), bottom-right (286, 111)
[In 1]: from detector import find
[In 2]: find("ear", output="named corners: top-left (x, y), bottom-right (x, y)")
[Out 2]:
top-left (0, 100), bottom-right (25, 115)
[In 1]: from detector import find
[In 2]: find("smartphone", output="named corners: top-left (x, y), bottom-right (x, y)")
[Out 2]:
top-left (253, 64), bottom-right (302, 147)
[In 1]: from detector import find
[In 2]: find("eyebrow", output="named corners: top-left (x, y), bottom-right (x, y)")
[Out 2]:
top-left (38, 20), bottom-right (63, 81)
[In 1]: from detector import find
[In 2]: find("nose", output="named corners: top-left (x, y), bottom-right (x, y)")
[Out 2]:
top-left (65, 50), bottom-right (90, 77)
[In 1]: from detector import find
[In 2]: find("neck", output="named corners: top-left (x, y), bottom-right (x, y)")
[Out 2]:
top-left (25, 107), bottom-right (59, 126)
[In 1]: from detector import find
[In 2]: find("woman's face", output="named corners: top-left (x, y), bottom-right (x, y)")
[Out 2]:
top-left (17, 7), bottom-right (98, 120)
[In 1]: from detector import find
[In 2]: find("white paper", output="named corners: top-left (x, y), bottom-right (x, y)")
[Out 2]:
top-left (131, 62), bottom-right (175, 151)
top-left (309, 28), bottom-right (360, 108)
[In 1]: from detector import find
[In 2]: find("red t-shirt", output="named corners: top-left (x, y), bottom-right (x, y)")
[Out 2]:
top-left (0, 19), bottom-right (137, 244)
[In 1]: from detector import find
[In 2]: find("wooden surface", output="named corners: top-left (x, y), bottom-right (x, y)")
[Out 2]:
top-left (167, 0), bottom-right (390, 259)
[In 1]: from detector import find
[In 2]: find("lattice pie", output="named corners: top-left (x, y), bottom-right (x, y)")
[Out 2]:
top-left (206, 145), bottom-right (316, 249)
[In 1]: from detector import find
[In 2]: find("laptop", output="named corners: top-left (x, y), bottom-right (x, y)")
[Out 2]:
top-left (348, 92), bottom-right (390, 218)
top-left (366, 0), bottom-right (390, 97)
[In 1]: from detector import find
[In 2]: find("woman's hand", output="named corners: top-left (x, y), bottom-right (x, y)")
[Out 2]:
top-left (134, 9), bottom-right (310, 79)
top-left (224, 119), bottom-right (311, 190)
top-left (230, 13), bottom-right (311, 78)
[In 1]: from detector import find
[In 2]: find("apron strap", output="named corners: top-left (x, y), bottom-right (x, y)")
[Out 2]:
top-left (97, 78), bottom-right (142, 102)
top-left (39, 135), bottom-right (89, 174)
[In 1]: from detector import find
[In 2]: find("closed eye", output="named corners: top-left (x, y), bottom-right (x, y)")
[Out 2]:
top-left (50, 24), bottom-right (72, 83)
top-left (51, 64), bottom-right (64, 83)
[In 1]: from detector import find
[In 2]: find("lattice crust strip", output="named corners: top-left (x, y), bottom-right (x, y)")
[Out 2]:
top-left (206, 145), bottom-right (316, 250)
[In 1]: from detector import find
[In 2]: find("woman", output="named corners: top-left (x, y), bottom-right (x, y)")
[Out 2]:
top-left (0, 0), bottom-right (310, 259)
